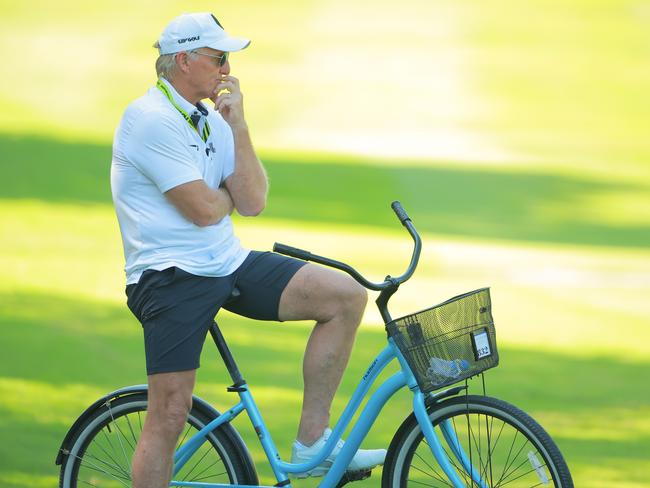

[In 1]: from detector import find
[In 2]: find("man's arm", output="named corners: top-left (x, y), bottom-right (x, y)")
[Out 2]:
top-left (165, 180), bottom-right (234, 227)
top-left (212, 75), bottom-right (268, 217)
top-left (126, 111), bottom-right (234, 226)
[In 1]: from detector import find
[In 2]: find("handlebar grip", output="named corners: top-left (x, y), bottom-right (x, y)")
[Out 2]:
top-left (273, 243), bottom-right (313, 261)
top-left (391, 200), bottom-right (411, 225)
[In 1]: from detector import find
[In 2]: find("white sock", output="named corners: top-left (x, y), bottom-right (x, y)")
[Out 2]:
top-left (295, 428), bottom-right (329, 450)
top-left (294, 439), bottom-right (309, 449)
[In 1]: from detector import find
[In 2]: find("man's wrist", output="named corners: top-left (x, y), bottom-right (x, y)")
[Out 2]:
top-left (223, 187), bottom-right (235, 215)
top-left (230, 123), bottom-right (250, 138)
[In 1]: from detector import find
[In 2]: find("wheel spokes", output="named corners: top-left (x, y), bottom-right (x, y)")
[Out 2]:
top-left (408, 411), bottom-right (557, 488)
top-left (74, 408), bottom-right (235, 486)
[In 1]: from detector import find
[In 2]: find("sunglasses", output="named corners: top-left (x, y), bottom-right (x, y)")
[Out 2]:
top-left (192, 50), bottom-right (229, 67)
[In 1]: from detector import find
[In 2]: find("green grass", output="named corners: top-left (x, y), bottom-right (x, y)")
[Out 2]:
top-left (2, 288), bottom-right (649, 487)
top-left (1, 0), bottom-right (649, 179)
top-left (1, 164), bottom-right (649, 486)
top-left (1, 134), bottom-right (648, 249)
top-left (1, 0), bottom-right (650, 486)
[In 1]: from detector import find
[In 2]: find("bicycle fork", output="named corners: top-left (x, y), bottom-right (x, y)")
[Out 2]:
top-left (413, 391), bottom-right (489, 488)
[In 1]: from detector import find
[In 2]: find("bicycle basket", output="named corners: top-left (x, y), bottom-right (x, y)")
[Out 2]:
top-left (386, 288), bottom-right (498, 393)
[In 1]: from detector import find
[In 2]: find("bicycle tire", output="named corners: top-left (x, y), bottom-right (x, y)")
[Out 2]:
top-left (59, 393), bottom-right (258, 487)
top-left (382, 395), bottom-right (573, 487)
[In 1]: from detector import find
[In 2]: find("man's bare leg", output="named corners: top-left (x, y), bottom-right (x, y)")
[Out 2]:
top-left (278, 264), bottom-right (368, 445)
top-left (132, 370), bottom-right (196, 488)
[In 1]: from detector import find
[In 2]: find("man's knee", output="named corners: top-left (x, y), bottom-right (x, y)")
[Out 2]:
top-left (333, 276), bottom-right (368, 325)
top-left (149, 390), bottom-right (192, 435)
top-left (279, 265), bottom-right (368, 323)
top-left (344, 278), bottom-right (368, 312)
top-left (147, 371), bottom-right (195, 435)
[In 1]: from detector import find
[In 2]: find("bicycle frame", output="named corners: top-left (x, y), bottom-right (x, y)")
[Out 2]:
top-left (168, 202), bottom-right (486, 488)
top-left (169, 338), bottom-right (399, 487)
top-left (169, 337), bottom-right (479, 488)
top-left (57, 202), bottom-right (565, 488)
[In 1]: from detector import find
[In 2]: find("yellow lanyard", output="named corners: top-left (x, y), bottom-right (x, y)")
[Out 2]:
top-left (156, 79), bottom-right (211, 143)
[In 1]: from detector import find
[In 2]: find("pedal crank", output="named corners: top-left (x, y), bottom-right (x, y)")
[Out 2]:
top-left (335, 469), bottom-right (372, 487)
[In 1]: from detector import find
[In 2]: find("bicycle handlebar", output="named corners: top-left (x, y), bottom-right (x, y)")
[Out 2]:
top-left (391, 200), bottom-right (411, 225)
top-left (273, 201), bottom-right (422, 291)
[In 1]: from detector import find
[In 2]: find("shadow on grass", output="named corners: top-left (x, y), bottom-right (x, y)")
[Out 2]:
top-left (1, 290), bottom-right (649, 483)
top-left (1, 133), bottom-right (649, 248)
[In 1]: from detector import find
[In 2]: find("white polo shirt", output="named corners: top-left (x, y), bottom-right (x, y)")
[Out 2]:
top-left (111, 78), bottom-right (249, 285)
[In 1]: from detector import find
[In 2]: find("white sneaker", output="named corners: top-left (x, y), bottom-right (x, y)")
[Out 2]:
top-left (290, 428), bottom-right (387, 478)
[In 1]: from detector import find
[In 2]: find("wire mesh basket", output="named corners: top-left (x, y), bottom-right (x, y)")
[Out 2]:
top-left (386, 288), bottom-right (498, 393)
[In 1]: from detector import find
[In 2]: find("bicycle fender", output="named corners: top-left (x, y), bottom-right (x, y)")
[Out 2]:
top-left (54, 384), bottom-right (245, 467)
top-left (427, 385), bottom-right (468, 406)
top-left (55, 384), bottom-right (147, 465)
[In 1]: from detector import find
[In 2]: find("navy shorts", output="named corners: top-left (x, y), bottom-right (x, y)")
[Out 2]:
top-left (126, 251), bottom-right (307, 375)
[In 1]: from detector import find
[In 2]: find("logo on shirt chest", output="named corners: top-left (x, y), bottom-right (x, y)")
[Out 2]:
top-left (188, 142), bottom-right (215, 156)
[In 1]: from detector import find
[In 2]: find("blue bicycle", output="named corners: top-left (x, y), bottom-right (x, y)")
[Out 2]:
top-left (56, 202), bottom-right (573, 487)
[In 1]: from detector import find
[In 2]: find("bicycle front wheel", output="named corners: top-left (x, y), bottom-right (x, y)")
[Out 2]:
top-left (59, 393), bottom-right (257, 488)
top-left (382, 395), bottom-right (573, 487)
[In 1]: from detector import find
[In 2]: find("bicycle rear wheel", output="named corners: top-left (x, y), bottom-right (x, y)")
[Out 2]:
top-left (382, 395), bottom-right (573, 487)
top-left (59, 393), bottom-right (257, 487)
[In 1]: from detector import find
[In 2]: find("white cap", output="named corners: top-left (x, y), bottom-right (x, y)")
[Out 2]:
top-left (157, 12), bottom-right (250, 55)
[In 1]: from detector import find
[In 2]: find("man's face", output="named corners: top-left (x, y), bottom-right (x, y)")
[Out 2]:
top-left (185, 47), bottom-right (231, 99)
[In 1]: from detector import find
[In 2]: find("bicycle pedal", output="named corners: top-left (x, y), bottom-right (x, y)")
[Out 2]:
top-left (335, 469), bottom-right (372, 487)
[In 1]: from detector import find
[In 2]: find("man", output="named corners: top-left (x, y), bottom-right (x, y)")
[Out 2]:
top-left (110, 12), bottom-right (386, 487)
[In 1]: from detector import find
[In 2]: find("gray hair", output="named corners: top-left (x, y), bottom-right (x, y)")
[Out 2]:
top-left (152, 41), bottom-right (198, 79)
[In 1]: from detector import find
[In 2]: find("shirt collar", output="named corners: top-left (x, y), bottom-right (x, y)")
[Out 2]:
top-left (158, 77), bottom-right (205, 118)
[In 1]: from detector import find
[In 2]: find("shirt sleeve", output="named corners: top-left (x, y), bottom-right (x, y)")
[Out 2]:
top-left (126, 110), bottom-right (202, 193)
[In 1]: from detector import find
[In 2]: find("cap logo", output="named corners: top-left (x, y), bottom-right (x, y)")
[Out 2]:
top-left (178, 36), bottom-right (200, 44)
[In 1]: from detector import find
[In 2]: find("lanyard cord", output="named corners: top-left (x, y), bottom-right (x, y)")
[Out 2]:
top-left (156, 79), bottom-right (211, 143)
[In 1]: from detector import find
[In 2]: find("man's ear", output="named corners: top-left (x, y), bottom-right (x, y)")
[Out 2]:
top-left (175, 52), bottom-right (192, 74)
